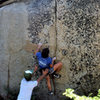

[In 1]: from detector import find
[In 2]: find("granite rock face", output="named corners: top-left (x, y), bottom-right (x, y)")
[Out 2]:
top-left (56, 0), bottom-right (100, 95)
top-left (0, 3), bottom-right (34, 97)
top-left (27, 0), bottom-right (56, 57)
top-left (0, 0), bottom-right (100, 99)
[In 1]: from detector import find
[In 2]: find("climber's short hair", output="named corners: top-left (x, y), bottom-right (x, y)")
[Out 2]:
top-left (41, 48), bottom-right (49, 58)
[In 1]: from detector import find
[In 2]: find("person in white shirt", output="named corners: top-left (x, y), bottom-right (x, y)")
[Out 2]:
top-left (17, 69), bottom-right (48, 100)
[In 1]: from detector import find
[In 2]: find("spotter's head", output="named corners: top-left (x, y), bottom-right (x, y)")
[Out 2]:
top-left (24, 70), bottom-right (33, 81)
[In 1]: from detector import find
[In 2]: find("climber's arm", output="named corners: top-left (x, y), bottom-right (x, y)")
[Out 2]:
top-left (50, 57), bottom-right (56, 68)
top-left (35, 43), bottom-right (42, 55)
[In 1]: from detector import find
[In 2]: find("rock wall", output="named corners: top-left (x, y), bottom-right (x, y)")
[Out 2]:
top-left (0, 0), bottom-right (100, 99)
top-left (0, 3), bottom-right (33, 97)
top-left (56, 0), bottom-right (100, 95)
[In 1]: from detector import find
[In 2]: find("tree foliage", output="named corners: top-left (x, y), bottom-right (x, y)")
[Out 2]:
top-left (63, 88), bottom-right (100, 100)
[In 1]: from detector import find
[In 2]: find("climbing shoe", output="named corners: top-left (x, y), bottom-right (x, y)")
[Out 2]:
top-left (53, 73), bottom-right (61, 79)
top-left (48, 91), bottom-right (54, 95)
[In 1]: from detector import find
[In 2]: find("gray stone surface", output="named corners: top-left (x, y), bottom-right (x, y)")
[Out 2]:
top-left (0, 2), bottom-right (34, 97)
top-left (27, 0), bottom-right (56, 57)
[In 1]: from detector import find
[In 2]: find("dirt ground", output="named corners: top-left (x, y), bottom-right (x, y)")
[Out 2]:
top-left (0, 95), bottom-right (4, 100)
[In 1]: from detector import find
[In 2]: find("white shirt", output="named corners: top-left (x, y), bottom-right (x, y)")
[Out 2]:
top-left (17, 78), bottom-right (38, 100)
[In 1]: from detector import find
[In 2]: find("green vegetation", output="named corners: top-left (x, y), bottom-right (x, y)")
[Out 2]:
top-left (63, 88), bottom-right (100, 100)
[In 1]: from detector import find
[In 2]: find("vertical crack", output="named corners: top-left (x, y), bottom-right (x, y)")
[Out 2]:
top-left (7, 55), bottom-right (11, 99)
top-left (55, 0), bottom-right (57, 56)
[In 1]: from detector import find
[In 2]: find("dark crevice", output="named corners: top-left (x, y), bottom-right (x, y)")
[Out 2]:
top-left (7, 55), bottom-right (11, 99)
top-left (0, 0), bottom-right (9, 4)
top-left (55, 0), bottom-right (57, 56)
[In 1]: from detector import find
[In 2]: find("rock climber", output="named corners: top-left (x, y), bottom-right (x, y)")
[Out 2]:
top-left (34, 43), bottom-right (62, 95)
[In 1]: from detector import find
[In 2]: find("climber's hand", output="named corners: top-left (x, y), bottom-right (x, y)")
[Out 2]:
top-left (38, 43), bottom-right (42, 49)
top-left (53, 57), bottom-right (56, 61)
